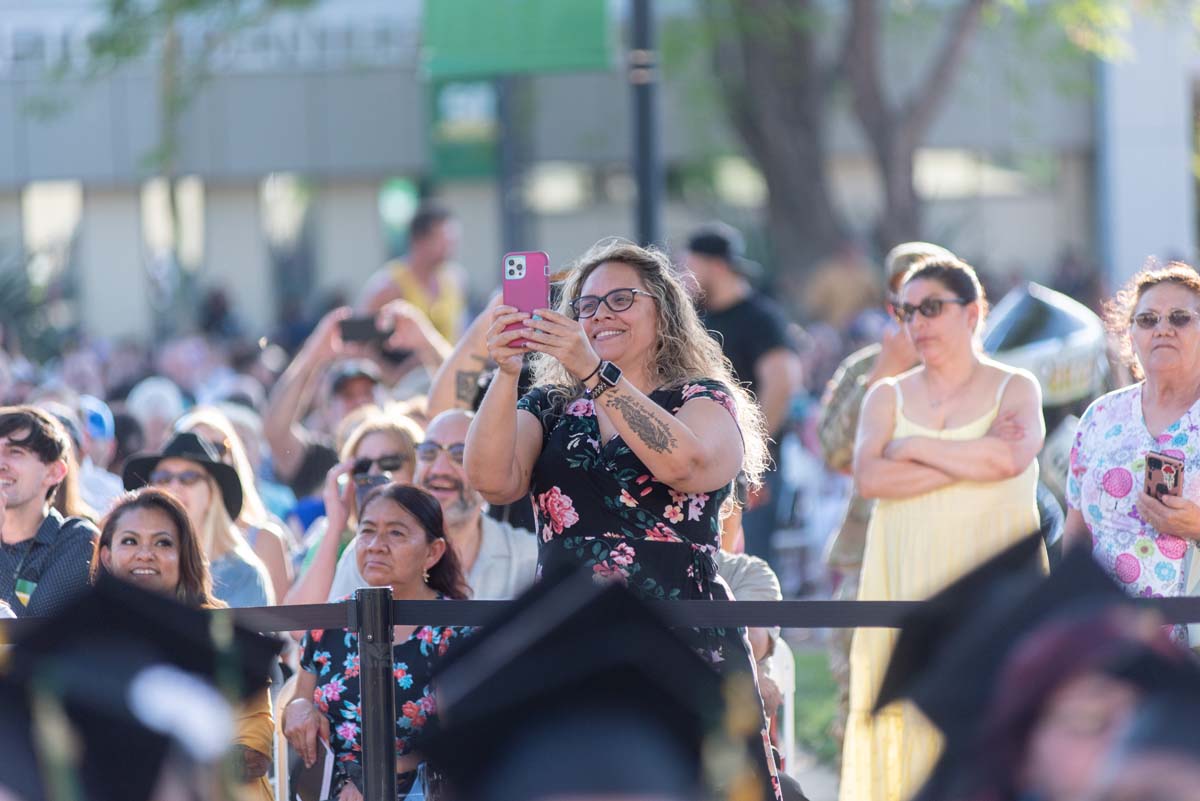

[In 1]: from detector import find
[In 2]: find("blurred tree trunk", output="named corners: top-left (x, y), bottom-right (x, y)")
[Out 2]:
top-left (845, 0), bottom-right (990, 254)
top-left (702, 0), bottom-right (993, 273)
top-left (703, 0), bottom-right (845, 274)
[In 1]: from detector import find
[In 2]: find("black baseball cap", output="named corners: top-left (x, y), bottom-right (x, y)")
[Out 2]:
top-left (686, 222), bottom-right (762, 279)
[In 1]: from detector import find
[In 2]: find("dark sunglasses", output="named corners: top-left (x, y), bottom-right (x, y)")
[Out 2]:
top-left (1132, 309), bottom-right (1200, 330)
top-left (149, 469), bottom-right (207, 487)
top-left (893, 297), bottom-right (970, 323)
top-left (569, 288), bottom-right (653, 320)
top-left (352, 454), bottom-right (408, 476)
top-left (415, 442), bottom-right (466, 464)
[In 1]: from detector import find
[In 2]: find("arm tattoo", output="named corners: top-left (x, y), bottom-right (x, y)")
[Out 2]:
top-left (454, 371), bottom-right (483, 405)
top-left (607, 391), bottom-right (678, 453)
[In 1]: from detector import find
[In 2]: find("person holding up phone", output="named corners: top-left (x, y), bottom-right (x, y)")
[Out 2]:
top-left (465, 239), bottom-right (783, 801)
top-left (1065, 262), bottom-right (1200, 645)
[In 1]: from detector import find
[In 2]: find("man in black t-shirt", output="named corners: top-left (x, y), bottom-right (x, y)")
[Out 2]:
top-left (686, 223), bottom-right (803, 569)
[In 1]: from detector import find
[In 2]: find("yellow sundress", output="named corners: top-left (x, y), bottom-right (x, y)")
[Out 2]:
top-left (838, 374), bottom-right (1047, 801)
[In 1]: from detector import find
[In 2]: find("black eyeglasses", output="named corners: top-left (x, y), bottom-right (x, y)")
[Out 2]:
top-left (893, 297), bottom-right (970, 323)
top-left (1132, 309), bottom-right (1200, 330)
top-left (569, 288), bottom-right (653, 320)
top-left (352, 454), bottom-right (408, 476)
top-left (415, 442), bottom-right (466, 464)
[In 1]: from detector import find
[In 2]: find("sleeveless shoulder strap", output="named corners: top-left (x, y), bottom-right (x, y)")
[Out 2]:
top-left (993, 372), bottom-right (1016, 406)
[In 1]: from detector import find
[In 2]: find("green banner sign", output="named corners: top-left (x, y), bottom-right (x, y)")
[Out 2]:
top-left (430, 80), bottom-right (499, 180)
top-left (422, 0), bottom-right (611, 79)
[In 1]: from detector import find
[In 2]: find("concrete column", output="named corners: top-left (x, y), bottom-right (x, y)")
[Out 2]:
top-left (311, 180), bottom-right (384, 302)
top-left (1097, 11), bottom-right (1196, 286)
top-left (77, 188), bottom-right (152, 339)
top-left (441, 181), bottom-right (501, 306)
top-left (0, 192), bottom-right (21, 255)
top-left (203, 184), bottom-right (274, 336)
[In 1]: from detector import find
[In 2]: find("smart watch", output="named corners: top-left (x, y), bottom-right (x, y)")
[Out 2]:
top-left (586, 360), bottom-right (622, 400)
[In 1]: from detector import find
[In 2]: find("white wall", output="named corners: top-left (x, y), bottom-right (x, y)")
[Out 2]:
top-left (203, 184), bottom-right (274, 332)
top-left (1097, 11), bottom-right (1197, 285)
top-left (76, 188), bottom-right (152, 338)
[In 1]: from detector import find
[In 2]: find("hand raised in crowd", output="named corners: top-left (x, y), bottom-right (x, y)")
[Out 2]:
top-left (521, 308), bottom-right (601, 381)
top-left (303, 306), bottom-right (364, 364)
top-left (868, 324), bottom-right (918, 384)
top-left (376, 299), bottom-right (450, 364)
top-left (987, 410), bottom-right (1026, 442)
top-left (485, 305), bottom-right (532, 376)
top-left (323, 461), bottom-right (358, 536)
top-left (283, 697), bottom-right (331, 769)
top-left (1134, 491), bottom-right (1200, 541)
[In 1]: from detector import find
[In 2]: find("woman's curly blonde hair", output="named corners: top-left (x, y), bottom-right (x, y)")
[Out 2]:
top-left (530, 238), bottom-right (769, 487)
top-left (1103, 260), bottom-right (1200, 380)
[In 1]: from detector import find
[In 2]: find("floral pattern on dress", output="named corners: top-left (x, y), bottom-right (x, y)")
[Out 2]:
top-left (519, 378), bottom-right (781, 801)
top-left (300, 598), bottom-right (470, 765)
top-left (1068, 383), bottom-right (1197, 643)
top-left (518, 380), bottom-right (739, 613)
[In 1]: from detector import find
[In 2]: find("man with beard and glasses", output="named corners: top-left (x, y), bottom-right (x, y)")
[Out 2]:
top-left (326, 409), bottom-right (538, 600)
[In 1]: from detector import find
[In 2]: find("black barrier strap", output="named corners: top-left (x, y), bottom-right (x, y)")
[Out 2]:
top-left (5, 597), bottom-right (1200, 638)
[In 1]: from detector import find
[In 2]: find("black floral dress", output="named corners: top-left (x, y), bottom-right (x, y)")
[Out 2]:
top-left (518, 379), bottom-right (781, 800)
top-left (299, 597), bottom-right (470, 795)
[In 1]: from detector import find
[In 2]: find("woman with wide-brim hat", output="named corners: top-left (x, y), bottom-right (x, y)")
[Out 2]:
top-left (123, 431), bottom-right (273, 608)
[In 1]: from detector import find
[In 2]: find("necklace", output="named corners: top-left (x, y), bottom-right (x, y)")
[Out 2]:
top-left (925, 362), bottom-right (978, 409)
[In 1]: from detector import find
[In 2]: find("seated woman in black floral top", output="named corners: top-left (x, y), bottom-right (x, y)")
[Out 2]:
top-left (465, 238), bottom-right (781, 801)
top-left (283, 484), bottom-right (470, 801)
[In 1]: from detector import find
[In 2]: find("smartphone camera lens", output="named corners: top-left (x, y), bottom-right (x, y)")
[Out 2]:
top-left (1149, 457), bottom-right (1162, 470)
top-left (508, 259), bottom-right (516, 266)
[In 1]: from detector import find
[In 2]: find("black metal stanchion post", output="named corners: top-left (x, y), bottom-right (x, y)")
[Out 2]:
top-left (356, 587), bottom-right (396, 801)
top-left (630, 0), bottom-right (661, 247)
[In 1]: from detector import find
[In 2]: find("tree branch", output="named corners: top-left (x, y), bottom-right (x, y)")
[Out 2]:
top-left (900, 0), bottom-right (992, 146)
top-left (845, 0), bottom-right (891, 144)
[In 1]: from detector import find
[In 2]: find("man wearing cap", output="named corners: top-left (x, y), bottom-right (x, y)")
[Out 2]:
top-left (264, 307), bottom-right (385, 499)
top-left (685, 223), bottom-right (804, 568)
top-left (815, 241), bottom-right (954, 739)
top-left (0, 406), bottom-right (98, 617)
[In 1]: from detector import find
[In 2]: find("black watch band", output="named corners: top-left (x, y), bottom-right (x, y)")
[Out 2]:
top-left (585, 360), bottom-right (622, 400)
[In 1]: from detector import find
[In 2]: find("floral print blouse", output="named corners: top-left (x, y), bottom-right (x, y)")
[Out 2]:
top-left (518, 379), bottom-right (782, 801)
top-left (299, 599), bottom-right (470, 767)
top-left (518, 380), bottom-right (742, 659)
top-left (1068, 383), bottom-right (1198, 642)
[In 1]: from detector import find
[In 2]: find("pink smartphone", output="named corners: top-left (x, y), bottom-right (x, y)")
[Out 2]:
top-left (502, 251), bottom-right (550, 348)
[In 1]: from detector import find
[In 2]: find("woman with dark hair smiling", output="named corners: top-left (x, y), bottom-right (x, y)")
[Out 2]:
top-left (284, 483), bottom-right (469, 801)
top-left (90, 487), bottom-right (275, 801)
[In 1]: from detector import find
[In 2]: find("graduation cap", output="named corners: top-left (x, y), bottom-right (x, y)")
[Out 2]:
top-left (0, 575), bottom-right (282, 801)
top-left (422, 567), bottom-right (775, 801)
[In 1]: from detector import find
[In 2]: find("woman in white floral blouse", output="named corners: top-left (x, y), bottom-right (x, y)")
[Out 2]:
top-left (1066, 263), bottom-right (1200, 643)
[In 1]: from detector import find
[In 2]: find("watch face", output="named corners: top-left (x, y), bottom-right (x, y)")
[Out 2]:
top-left (599, 361), bottom-right (622, 386)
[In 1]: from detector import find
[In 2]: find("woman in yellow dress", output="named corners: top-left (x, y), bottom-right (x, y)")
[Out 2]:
top-left (840, 257), bottom-right (1048, 801)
